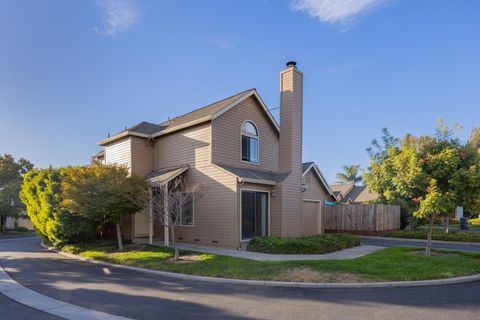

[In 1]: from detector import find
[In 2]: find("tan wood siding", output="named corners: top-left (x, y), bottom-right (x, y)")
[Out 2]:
top-left (302, 170), bottom-right (327, 202)
top-left (153, 123), bottom-right (238, 247)
top-left (130, 137), bottom-right (154, 176)
top-left (155, 122), bottom-right (211, 168)
top-left (301, 201), bottom-right (318, 236)
top-left (105, 137), bottom-right (131, 172)
top-left (211, 96), bottom-right (279, 172)
top-left (175, 166), bottom-right (237, 247)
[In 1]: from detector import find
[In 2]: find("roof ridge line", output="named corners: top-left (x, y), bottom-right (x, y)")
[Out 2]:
top-left (159, 88), bottom-right (255, 126)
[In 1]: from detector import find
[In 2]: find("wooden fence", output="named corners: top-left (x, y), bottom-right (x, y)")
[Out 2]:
top-left (323, 204), bottom-right (401, 236)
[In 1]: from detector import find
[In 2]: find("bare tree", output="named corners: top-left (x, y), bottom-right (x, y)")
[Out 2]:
top-left (136, 176), bottom-right (207, 260)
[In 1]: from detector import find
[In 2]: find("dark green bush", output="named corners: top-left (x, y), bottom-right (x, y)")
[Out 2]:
top-left (247, 234), bottom-right (360, 254)
top-left (14, 227), bottom-right (29, 232)
top-left (384, 230), bottom-right (480, 242)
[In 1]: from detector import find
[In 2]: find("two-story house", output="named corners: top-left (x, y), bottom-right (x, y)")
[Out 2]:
top-left (96, 62), bottom-right (336, 248)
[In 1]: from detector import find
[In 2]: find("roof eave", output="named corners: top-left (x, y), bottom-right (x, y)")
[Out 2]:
top-left (97, 131), bottom-right (150, 146)
top-left (238, 177), bottom-right (276, 186)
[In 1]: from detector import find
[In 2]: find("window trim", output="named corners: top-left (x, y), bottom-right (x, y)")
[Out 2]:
top-left (179, 191), bottom-right (194, 227)
top-left (240, 120), bottom-right (260, 165)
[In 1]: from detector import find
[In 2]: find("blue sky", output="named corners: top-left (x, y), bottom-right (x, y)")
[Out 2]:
top-left (1, 0), bottom-right (479, 182)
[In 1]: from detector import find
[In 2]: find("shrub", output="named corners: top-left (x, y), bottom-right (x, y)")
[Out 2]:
top-left (384, 230), bottom-right (480, 242)
top-left (469, 217), bottom-right (480, 225)
top-left (247, 234), bottom-right (360, 254)
top-left (20, 168), bottom-right (97, 247)
top-left (14, 227), bottom-right (29, 232)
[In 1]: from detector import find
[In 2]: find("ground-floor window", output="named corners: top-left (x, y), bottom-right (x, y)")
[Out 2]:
top-left (179, 192), bottom-right (194, 226)
top-left (241, 190), bottom-right (268, 240)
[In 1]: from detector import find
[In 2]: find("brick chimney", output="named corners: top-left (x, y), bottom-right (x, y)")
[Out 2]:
top-left (278, 61), bottom-right (303, 237)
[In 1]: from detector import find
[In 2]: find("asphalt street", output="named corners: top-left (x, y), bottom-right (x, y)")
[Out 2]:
top-left (1, 236), bottom-right (480, 320)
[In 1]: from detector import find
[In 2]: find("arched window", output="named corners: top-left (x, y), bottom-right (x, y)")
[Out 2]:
top-left (241, 121), bottom-right (258, 164)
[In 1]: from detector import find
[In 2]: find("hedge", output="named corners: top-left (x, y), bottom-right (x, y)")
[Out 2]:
top-left (384, 230), bottom-right (480, 242)
top-left (247, 234), bottom-right (360, 254)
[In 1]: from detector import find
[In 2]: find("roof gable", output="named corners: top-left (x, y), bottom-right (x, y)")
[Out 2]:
top-left (211, 90), bottom-right (279, 133)
top-left (302, 162), bottom-right (336, 199)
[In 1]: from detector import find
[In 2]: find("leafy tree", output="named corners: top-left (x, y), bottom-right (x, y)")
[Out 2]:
top-left (336, 164), bottom-right (363, 185)
top-left (62, 163), bottom-right (147, 250)
top-left (0, 154), bottom-right (34, 230)
top-left (366, 128), bottom-right (400, 163)
top-left (414, 179), bottom-right (455, 255)
top-left (364, 120), bottom-right (480, 256)
top-left (20, 167), bottom-right (96, 246)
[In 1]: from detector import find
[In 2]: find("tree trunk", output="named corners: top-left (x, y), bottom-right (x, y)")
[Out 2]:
top-left (445, 217), bottom-right (449, 234)
top-left (170, 226), bottom-right (179, 260)
top-left (116, 223), bottom-right (123, 251)
top-left (425, 213), bottom-right (435, 256)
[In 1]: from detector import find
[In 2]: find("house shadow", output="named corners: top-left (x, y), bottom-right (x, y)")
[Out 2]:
top-left (1, 237), bottom-right (480, 319)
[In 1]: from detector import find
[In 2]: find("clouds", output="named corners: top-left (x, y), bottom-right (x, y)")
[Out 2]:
top-left (291, 0), bottom-right (389, 25)
top-left (95, 0), bottom-right (138, 37)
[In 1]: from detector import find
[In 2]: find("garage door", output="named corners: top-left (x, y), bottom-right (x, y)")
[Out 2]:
top-left (302, 201), bottom-right (319, 236)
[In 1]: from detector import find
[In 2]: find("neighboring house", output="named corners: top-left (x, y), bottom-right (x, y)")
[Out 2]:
top-left (330, 183), bottom-right (379, 204)
top-left (96, 62), bottom-right (335, 248)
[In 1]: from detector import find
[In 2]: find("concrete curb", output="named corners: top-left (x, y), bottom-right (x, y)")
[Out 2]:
top-left (0, 263), bottom-right (133, 320)
top-left (41, 242), bottom-right (480, 289)
top-left (360, 236), bottom-right (480, 247)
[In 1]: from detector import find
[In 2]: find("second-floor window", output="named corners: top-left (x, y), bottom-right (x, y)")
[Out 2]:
top-left (241, 121), bottom-right (258, 164)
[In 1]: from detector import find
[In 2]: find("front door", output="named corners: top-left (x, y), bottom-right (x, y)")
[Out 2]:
top-left (241, 190), bottom-right (269, 240)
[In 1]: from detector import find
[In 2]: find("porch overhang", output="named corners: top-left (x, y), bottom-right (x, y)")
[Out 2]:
top-left (215, 164), bottom-right (289, 186)
top-left (145, 165), bottom-right (189, 186)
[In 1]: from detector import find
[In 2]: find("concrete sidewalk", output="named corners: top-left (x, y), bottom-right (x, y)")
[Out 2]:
top-left (359, 236), bottom-right (480, 252)
top-left (146, 241), bottom-right (383, 261)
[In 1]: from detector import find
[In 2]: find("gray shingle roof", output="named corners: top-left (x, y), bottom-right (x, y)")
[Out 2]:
top-left (158, 89), bottom-right (256, 132)
top-left (344, 185), bottom-right (379, 203)
top-left (217, 164), bottom-right (289, 184)
top-left (330, 183), bottom-right (354, 197)
top-left (302, 162), bottom-right (314, 173)
top-left (105, 89), bottom-right (256, 141)
top-left (128, 121), bottom-right (166, 135)
top-left (329, 183), bottom-right (379, 203)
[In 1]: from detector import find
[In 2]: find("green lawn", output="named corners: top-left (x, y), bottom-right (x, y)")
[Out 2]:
top-left (61, 242), bottom-right (480, 283)
top-left (384, 230), bottom-right (480, 242)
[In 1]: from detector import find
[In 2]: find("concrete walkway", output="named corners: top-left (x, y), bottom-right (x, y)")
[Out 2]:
top-left (147, 241), bottom-right (384, 261)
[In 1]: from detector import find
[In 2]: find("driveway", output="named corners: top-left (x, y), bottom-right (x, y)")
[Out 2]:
top-left (1, 236), bottom-right (480, 320)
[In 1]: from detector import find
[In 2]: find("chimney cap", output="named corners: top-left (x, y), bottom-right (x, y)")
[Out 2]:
top-left (286, 61), bottom-right (297, 68)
